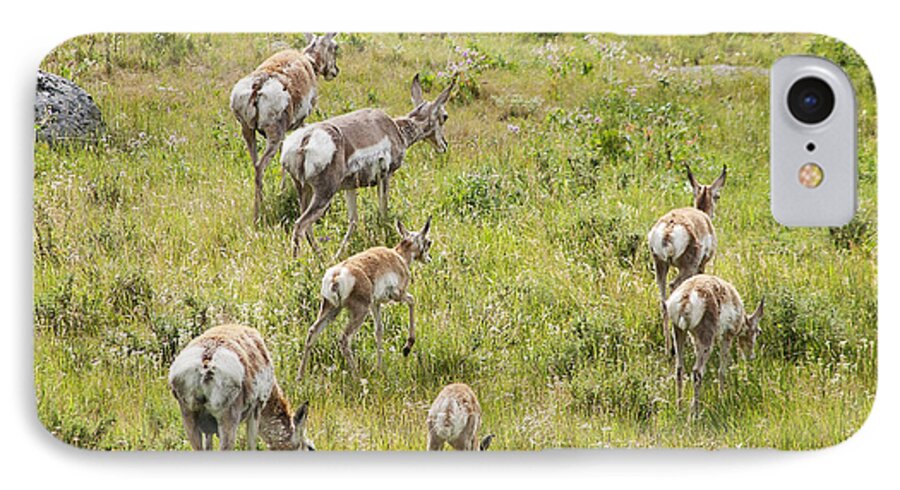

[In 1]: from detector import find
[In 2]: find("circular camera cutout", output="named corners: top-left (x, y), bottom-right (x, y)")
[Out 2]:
top-left (788, 77), bottom-right (835, 124)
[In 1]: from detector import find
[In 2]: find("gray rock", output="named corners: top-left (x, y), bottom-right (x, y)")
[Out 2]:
top-left (34, 70), bottom-right (104, 144)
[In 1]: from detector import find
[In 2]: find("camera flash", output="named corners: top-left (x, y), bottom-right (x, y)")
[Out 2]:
top-left (798, 162), bottom-right (824, 188)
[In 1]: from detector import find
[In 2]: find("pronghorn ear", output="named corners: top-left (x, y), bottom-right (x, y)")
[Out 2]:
top-left (293, 401), bottom-right (309, 427)
top-left (435, 72), bottom-right (457, 107)
top-left (421, 216), bottom-right (432, 237)
top-left (304, 33), bottom-right (316, 47)
top-left (480, 434), bottom-right (494, 451)
top-left (711, 165), bottom-right (727, 196)
top-left (749, 298), bottom-right (765, 327)
top-left (686, 164), bottom-right (699, 194)
top-left (410, 74), bottom-right (425, 106)
top-left (396, 219), bottom-right (410, 238)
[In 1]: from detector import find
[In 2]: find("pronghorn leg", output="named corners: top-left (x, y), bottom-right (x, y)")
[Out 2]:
top-left (202, 433), bottom-right (213, 451)
top-left (298, 299), bottom-right (341, 380)
top-left (372, 303), bottom-right (385, 370)
top-left (339, 302), bottom-right (369, 379)
top-left (672, 326), bottom-right (687, 409)
top-left (377, 172), bottom-right (390, 222)
top-left (333, 189), bottom-right (358, 261)
top-left (292, 190), bottom-right (335, 257)
top-left (401, 292), bottom-right (416, 357)
top-left (179, 408), bottom-right (203, 451)
top-left (217, 406), bottom-right (241, 451)
top-left (241, 124), bottom-right (258, 168)
top-left (718, 335), bottom-right (733, 392)
top-left (296, 182), bottom-right (319, 252)
top-left (691, 341), bottom-right (713, 420)
top-left (246, 405), bottom-right (261, 450)
top-left (653, 256), bottom-right (671, 355)
top-left (253, 124), bottom-right (285, 223)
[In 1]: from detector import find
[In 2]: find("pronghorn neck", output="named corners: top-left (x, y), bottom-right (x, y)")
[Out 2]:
top-left (694, 190), bottom-right (714, 217)
top-left (300, 47), bottom-right (324, 78)
top-left (394, 117), bottom-right (423, 149)
top-left (259, 384), bottom-right (295, 450)
top-left (394, 240), bottom-right (417, 266)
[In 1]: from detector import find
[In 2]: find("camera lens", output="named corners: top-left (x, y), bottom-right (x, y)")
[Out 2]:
top-left (788, 77), bottom-right (835, 124)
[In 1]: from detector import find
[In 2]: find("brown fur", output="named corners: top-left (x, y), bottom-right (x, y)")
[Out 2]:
top-left (648, 165), bottom-right (726, 353)
top-left (297, 219), bottom-right (432, 380)
top-left (252, 50), bottom-right (318, 125)
top-left (169, 324), bottom-right (314, 451)
top-left (231, 34), bottom-right (340, 223)
top-left (426, 383), bottom-right (492, 451)
top-left (284, 74), bottom-right (455, 259)
top-left (666, 275), bottom-right (764, 418)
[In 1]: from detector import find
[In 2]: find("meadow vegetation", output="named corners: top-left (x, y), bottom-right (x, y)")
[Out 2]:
top-left (34, 33), bottom-right (876, 450)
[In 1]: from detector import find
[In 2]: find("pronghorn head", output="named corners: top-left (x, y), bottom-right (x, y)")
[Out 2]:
top-left (396, 217), bottom-right (433, 264)
top-left (303, 33), bottom-right (340, 81)
top-left (738, 298), bottom-right (765, 361)
top-left (408, 73), bottom-right (457, 153)
top-left (479, 434), bottom-right (495, 451)
top-left (686, 165), bottom-right (727, 218)
top-left (291, 401), bottom-right (316, 451)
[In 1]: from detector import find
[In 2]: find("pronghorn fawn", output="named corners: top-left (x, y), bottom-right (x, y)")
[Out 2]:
top-left (427, 383), bottom-right (494, 451)
top-left (281, 73), bottom-right (456, 259)
top-left (230, 33), bottom-right (340, 222)
top-left (665, 275), bottom-right (764, 418)
top-left (297, 217), bottom-right (433, 380)
top-left (648, 165), bottom-right (726, 353)
top-left (168, 324), bottom-right (315, 450)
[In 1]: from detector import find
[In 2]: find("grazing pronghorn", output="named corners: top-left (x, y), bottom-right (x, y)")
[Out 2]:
top-left (647, 165), bottom-right (726, 352)
top-left (230, 33), bottom-right (340, 222)
top-left (297, 218), bottom-right (433, 380)
top-left (427, 383), bottom-right (494, 451)
top-left (665, 274), bottom-right (764, 417)
top-left (281, 73), bottom-right (456, 259)
top-left (168, 324), bottom-right (315, 451)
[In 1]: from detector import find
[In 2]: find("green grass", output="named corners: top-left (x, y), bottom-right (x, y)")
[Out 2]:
top-left (33, 32), bottom-right (877, 450)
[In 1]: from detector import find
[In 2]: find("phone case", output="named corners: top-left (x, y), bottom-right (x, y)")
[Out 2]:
top-left (33, 33), bottom-right (876, 451)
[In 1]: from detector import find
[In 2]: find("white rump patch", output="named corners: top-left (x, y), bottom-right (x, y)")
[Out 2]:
top-left (282, 126), bottom-right (337, 181)
top-left (256, 78), bottom-right (291, 128)
top-left (373, 272), bottom-right (400, 302)
top-left (648, 223), bottom-right (688, 260)
top-left (168, 345), bottom-right (244, 416)
top-left (204, 348), bottom-right (246, 415)
top-left (429, 396), bottom-right (468, 442)
top-left (230, 76), bottom-right (259, 126)
top-left (347, 137), bottom-right (392, 176)
top-left (321, 266), bottom-right (355, 306)
top-left (667, 289), bottom-right (705, 332)
top-left (647, 225), bottom-right (666, 258)
top-left (668, 225), bottom-right (690, 259)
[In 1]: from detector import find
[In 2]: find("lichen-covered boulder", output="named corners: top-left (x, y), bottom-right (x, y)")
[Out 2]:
top-left (34, 70), bottom-right (104, 144)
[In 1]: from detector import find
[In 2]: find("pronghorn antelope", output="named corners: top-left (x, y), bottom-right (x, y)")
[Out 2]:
top-left (297, 218), bottom-right (432, 380)
top-left (281, 73), bottom-right (456, 259)
top-left (647, 165), bottom-right (726, 352)
top-left (168, 324), bottom-right (315, 451)
top-left (230, 33), bottom-right (340, 222)
top-left (427, 383), bottom-right (493, 451)
top-left (665, 274), bottom-right (764, 417)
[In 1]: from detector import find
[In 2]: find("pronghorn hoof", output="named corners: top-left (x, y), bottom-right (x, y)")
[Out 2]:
top-left (402, 345), bottom-right (412, 357)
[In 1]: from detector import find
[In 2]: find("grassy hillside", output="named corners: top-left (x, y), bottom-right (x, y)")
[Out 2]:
top-left (34, 33), bottom-right (876, 450)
